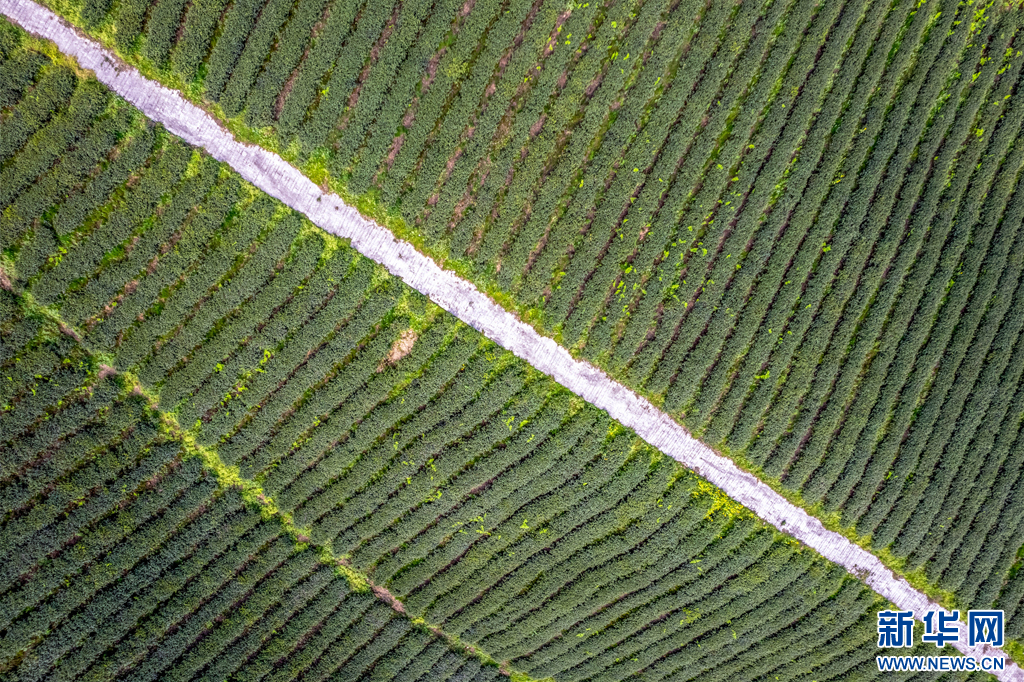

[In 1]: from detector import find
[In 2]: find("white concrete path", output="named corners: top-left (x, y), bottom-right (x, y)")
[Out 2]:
top-left (2, 0), bottom-right (1019, 675)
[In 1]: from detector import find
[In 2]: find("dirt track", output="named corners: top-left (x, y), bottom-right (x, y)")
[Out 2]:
top-left (1, 0), bottom-right (1018, 674)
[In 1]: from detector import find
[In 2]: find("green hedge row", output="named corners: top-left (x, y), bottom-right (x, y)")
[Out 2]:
top-left (273, 0), bottom-right (363, 139)
top-left (328, 0), bottom-right (443, 174)
top-left (296, 0), bottom-right (398, 149)
top-left (376, 0), bottom-right (506, 206)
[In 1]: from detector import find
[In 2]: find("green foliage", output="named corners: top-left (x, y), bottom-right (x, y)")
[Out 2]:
top-left (199, 0), bottom-right (265, 100)
top-left (142, 0), bottom-right (191, 66)
top-left (6, 2), bottom-right (1024, 677)
top-left (273, 0), bottom-right (362, 139)
top-left (216, 0), bottom-right (296, 116)
top-left (168, 0), bottom-right (228, 80)
top-left (0, 61), bottom-right (76, 164)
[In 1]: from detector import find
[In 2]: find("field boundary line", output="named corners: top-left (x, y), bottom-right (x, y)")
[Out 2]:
top-left (1, 0), bottom-right (1019, 675)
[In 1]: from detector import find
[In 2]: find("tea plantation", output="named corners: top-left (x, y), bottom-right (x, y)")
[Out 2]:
top-left (37, 0), bottom-right (1024, 629)
top-left (3, 0), bottom-right (1024, 676)
top-left (5, 23), bottom-right (1004, 680)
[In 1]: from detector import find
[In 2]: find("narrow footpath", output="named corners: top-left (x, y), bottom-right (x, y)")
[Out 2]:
top-left (1, 0), bottom-right (1019, 675)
